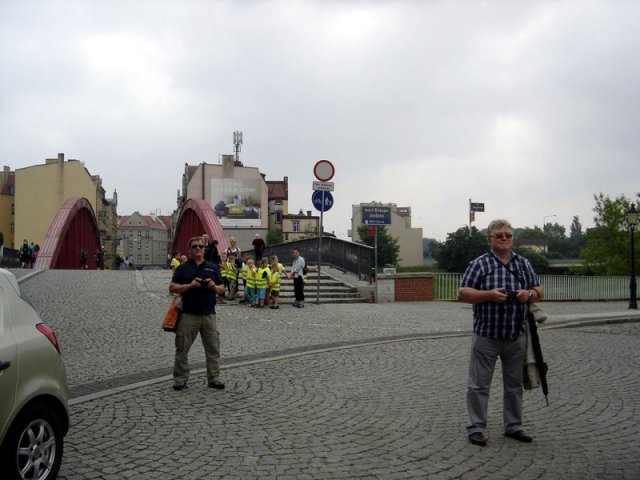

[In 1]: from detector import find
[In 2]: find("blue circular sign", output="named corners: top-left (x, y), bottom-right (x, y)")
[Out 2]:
top-left (312, 191), bottom-right (334, 212)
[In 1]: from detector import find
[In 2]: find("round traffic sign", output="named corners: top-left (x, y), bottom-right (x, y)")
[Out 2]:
top-left (313, 160), bottom-right (335, 182)
top-left (312, 190), bottom-right (334, 212)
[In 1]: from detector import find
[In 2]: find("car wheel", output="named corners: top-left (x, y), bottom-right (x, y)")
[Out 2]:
top-left (1, 404), bottom-right (64, 480)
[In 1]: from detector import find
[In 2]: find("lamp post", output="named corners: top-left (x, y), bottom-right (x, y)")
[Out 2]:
top-left (627, 203), bottom-right (638, 310)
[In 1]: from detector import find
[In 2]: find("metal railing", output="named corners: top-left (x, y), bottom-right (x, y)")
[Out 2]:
top-left (264, 237), bottom-right (374, 278)
top-left (0, 247), bottom-right (21, 268)
top-left (433, 273), bottom-right (636, 301)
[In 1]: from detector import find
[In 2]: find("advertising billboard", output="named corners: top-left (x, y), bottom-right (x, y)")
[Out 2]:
top-left (210, 178), bottom-right (263, 227)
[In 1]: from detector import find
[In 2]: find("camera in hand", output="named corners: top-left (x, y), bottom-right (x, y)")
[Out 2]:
top-left (505, 290), bottom-right (518, 302)
top-left (198, 278), bottom-right (209, 288)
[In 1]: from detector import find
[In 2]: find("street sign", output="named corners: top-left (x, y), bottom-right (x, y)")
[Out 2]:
top-left (312, 181), bottom-right (334, 191)
top-left (312, 190), bottom-right (334, 212)
top-left (470, 202), bottom-right (485, 212)
top-left (313, 160), bottom-right (335, 182)
top-left (367, 225), bottom-right (377, 237)
top-left (362, 206), bottom-right (391, 225)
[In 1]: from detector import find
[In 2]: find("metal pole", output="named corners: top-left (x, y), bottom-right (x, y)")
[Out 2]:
top-left (317, 193), bottom-right (323, 305)
top-left (374, 226), bottom-right (378, 303)
top-left (468, 198), bottom-right (472, 237)
top-left (630, 223), bottom-right (637, 309)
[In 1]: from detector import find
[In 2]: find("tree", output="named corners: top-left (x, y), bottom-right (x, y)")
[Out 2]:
top-left (581, 192), bottom-right (640, 275)
top-left (433, 226), bottom-right (487, 272)
top-left (423, 238), bottom-right (440, 258)
top-left (303, 224), bottom-right (318, 239)
top-left (569, 216), bottom-right (583, 238)
top-left (357, 225), bottom-right (400, 267)
top-left (267, 228), bottom-right (284, 245)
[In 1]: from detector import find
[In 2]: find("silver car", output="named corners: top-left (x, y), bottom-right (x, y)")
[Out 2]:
top-left (0, 268), bottom-right (69, 480)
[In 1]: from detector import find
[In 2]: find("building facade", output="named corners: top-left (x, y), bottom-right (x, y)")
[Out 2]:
top-left (0, 166), bottom-right (15, 248)
top-left (117, 212), bottom-right (171, 267)
top-left (179, 155), bottom-right (293, 251)
top-left (350, 202), bottom-right (424, 267)
top-left (15, 153), bottom-right (118, 267)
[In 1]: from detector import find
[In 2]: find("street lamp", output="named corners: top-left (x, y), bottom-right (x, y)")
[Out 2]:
top-left (626, 204), bottom-right (638, 309)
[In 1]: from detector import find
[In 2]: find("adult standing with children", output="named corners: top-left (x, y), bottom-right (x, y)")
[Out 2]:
top-left (289, 247), bottom-right (306, 308)
top-left (458, 219), bottom-right (543, 447)
top-left (169, 236), bottom-right (226, 391)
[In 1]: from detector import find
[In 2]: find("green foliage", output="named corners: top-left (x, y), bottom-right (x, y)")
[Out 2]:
top-left (433, 226), bottom-right (488, 273)
top-left (581, 192), bottom-right (640, 275)
top-left (303, 224), bottom-right (318, 239)
top-left (512, 247), bottom-right (550, 274)
top-left (357, 225), bottom-right (401, 267)
top-left (267, 228), bottom-right (284, 245)
top-left (422, 238), bottom-right (440, 258)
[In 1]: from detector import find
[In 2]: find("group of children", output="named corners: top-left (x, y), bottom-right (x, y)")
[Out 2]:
top-left (218, 253), bottom-right (285, 309)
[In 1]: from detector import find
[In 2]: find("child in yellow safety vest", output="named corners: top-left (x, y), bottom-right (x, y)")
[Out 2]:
top-left (225, 254), bottom-right (239, 300)
top-left (242, 257), bottom-right (257, 306)
top-left (268, 255), bottom-right (283, 309)
top-left (255, 257), bottom-right (270, 308)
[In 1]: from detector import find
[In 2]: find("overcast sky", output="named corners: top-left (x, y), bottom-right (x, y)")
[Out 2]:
top-left (1, 0), bottom-right (639, 242)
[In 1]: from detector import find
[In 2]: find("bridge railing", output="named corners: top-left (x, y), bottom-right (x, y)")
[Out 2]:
top-left (433, 273), bottom-right (635, 301)
top-left (264, 237), bottom-right (374, 279)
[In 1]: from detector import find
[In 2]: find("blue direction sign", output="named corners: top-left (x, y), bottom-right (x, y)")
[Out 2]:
top-left (362, 206), bottom-right (391, 225)
top-left (312, 190), bottom-right (334, 212)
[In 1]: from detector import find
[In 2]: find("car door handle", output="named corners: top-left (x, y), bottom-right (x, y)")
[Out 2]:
top-left (0, 361), bottom-right (11, 372)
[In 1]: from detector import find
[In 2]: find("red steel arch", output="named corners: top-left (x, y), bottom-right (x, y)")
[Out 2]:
top-left (34, 197), bottom-right (101, 270)
top-left (172, 198), bottom-right (228, 255)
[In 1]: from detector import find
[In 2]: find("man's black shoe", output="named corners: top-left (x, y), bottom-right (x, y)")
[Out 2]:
top-left (172, 381), bottom-right (187, 391)
top-left (468, 432), bottom-right (488, 446)
top-left (208, 379), bottom-right (226, 390)
top-left (505, 430), bottom-right (533, 443)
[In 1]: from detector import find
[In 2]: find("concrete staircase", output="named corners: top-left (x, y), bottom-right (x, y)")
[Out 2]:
top-left (230, 268), bottom-right (370, 305)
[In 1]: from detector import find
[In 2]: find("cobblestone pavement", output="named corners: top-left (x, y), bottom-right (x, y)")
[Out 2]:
top-left (13, 269), bottom-right (640, 479)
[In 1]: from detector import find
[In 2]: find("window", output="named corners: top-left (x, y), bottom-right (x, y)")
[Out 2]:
top-left (275, 211), bottom-right (282, 223)
top-left (11, 203), bottom-right (15, 214)
top-left (292, 220), bottom-right (300, 232)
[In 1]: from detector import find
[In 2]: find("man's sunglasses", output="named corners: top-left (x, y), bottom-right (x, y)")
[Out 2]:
top-left (491, 233), bottom-right (513, 240)
top-left (190, 244), bottom-right (205, 249)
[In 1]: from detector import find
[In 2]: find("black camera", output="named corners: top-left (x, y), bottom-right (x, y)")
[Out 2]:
top-left (199, 279), bottom-right (209, 288)
top-left (505, 290), bottom-right (518, 302)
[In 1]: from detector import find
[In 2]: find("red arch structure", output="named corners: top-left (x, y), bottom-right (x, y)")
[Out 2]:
top-left (34, 197), bottom-right (101, 270)
top-left (172, 198), bottom-right (228, 255)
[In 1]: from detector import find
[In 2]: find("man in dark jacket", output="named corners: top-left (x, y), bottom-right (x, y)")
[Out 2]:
top-left (170, 236), bottom-right (226, 391)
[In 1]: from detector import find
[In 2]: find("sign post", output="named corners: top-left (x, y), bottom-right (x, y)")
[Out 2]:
top-left (313, 160), bottom-right (335, 305)
top-left (469, 199), bottom-right (485, 236)
top-left (360, 205), bottom-right (392, 302)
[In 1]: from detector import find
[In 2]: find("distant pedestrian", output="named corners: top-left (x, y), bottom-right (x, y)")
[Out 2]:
top-left (170, 251), bottom-right (180, 272)
top-left (19, 239), bottom-right (30, 268)
top-left (252, 233), bottom-right (266, 261)
top-left (289, 247), bottom-right (306, 308)
top-left (203, 234), bottom-right (221, 264)
top-left (458, 219), bottom-right (543, 447)
top-left (80, 249), bottom-right (88, 269)
top-left (169, 236), bottom-right (226, 391)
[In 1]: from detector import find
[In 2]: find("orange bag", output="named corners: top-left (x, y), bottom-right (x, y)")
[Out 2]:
top-left (162, 295), bottom-right (182, 332)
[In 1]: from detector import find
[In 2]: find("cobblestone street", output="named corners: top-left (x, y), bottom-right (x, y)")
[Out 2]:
top-left (15, 269), bottom-right (640, 479)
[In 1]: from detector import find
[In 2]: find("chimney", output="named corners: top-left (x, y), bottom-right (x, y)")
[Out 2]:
top-left (307, 210), bottom-right (311, 217)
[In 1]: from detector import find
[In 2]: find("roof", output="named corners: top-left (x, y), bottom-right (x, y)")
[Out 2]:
top-left (266, 180), bottom-right (288, 200)
top-left (118, 213), bottom-right (170, 230)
